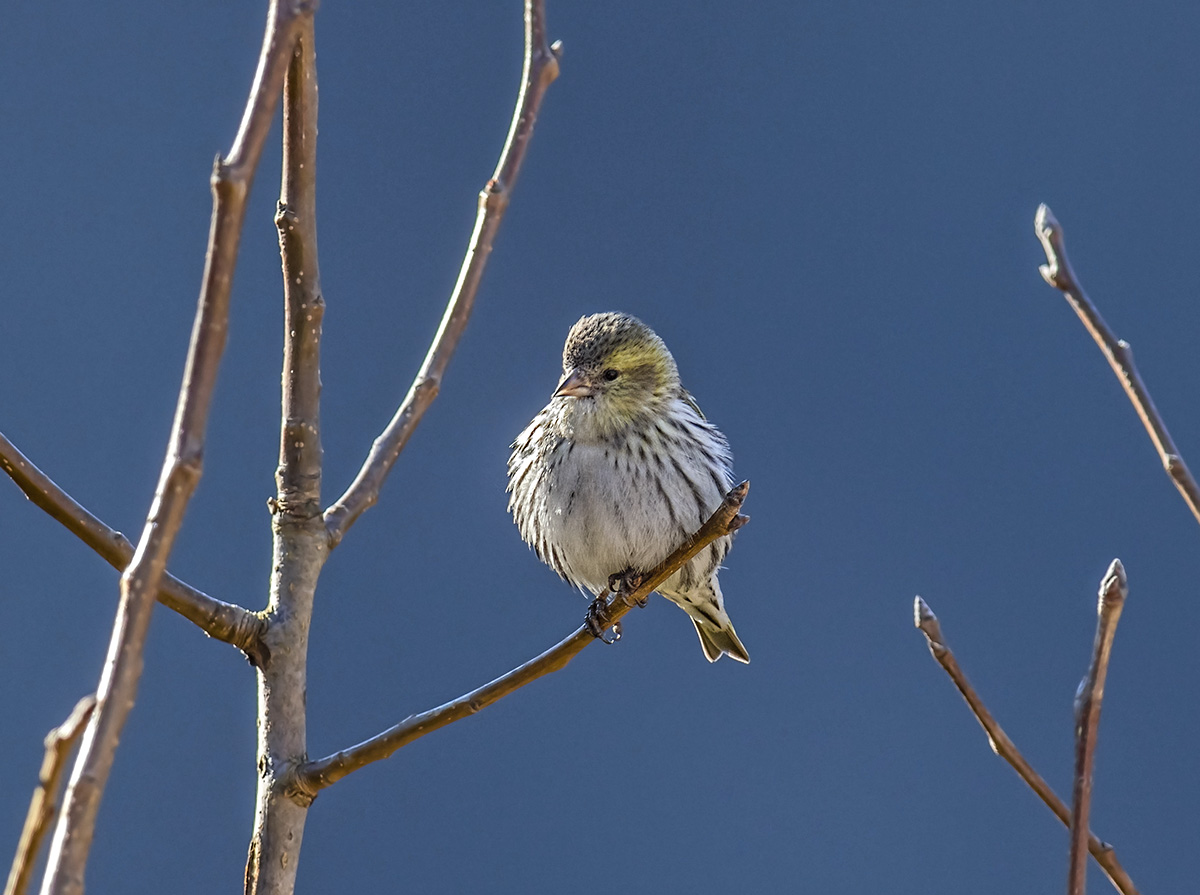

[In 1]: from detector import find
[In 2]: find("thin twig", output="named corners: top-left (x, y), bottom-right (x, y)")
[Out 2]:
top-left (274, 15), bottom-right (324, 520)
top-left (288, 481), bottom-right (750, 800)
top-left (913, 597), bottom-right (1140, 895)
top-left (1035, 203), bottom-right (1200, 527)
top-left (38, 5), bottom-right (312, 894)
top-left (243, 18), bottom-right (326, 895)
top-left (1068, 560), bottom-right (1128, 895)
top-left (5, 697), bottom-right (96, 895)
top-left (323, 0), bottom-right (563, 547)
top-left (0, 430), bottom-right (267, 665)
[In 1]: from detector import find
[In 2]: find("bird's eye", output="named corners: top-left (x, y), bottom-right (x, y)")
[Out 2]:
top-left (602, 368), bottom-right (620, 382)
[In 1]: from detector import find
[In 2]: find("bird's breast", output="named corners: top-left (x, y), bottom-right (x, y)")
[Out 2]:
top-left (538, 436), bottom-right (719, 593)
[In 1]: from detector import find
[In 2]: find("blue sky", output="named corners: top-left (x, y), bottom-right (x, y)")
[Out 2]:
top-left (2, 2), bottom-right (1198, 892)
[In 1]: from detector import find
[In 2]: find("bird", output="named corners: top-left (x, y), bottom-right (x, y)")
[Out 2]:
top-left (507, 312), bottom-right (749, 663)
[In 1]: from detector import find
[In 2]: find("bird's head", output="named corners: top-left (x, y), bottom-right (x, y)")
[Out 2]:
top-left (552, 312), bottom-right (680, 439)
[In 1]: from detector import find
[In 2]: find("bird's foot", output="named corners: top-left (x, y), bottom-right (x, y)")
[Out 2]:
top-left (585, 594), bottom-right (621, 644)
top-left (608, 569), bottom-right (647, 608)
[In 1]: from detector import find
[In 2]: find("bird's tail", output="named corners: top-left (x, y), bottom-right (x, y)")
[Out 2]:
top-left (691, 616), bottom-right (751, 664)
top-left (663, 576), bottom-right (749, 663)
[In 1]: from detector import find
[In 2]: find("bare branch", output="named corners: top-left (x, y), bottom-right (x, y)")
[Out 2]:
top-left (243, 18), bottom-right (327, 895)
top-left (1068, 561), bottom-right (1128, 895)
top-left (0, 430), bottom-right (267, 665)
top-left (289, 482), bottom-right (750, 800)
top-left (5, 697), bottom-right (95, 895)
top-left (323, 0), bottom-right (563, 547)
top-left (39, 4), bottom-right (313, 893)
top-left (913, 597), bottom-right (1140, 895)
top-left (1035, 203), bottom-right (1200, 527)
top-left (274, 16), bottom-right (324, 518)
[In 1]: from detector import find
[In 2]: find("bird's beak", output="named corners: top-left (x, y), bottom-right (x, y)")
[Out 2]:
top-left (553, 368), bottom-right (594, 398)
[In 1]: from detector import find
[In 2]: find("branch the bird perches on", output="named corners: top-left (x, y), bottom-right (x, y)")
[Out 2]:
top-left (287, 482), bottom-right (750, 801)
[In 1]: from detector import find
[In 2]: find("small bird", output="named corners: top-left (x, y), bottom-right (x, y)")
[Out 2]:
top-left (507, 312), bottom-right (749, 663)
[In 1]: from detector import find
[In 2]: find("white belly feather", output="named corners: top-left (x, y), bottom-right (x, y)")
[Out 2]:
top-left (538, 437), bottom-right (726, 595)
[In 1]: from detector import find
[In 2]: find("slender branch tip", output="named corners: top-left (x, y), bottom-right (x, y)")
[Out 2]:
top-left (50, 696), bottom-right (98, 749)
top-left (1069, 558), bottom-right (1130, 895)
top-left (1034, 203), bottom-right (1071, 289)
top-left (1032, 203), bottom-right (1200, 527)
top-left (1100, 558), bottom-right (1127, 609)
top-left (913, 596), bottom-right (942, 641)
top-left (1034, 202), bottom-right (1059, 237)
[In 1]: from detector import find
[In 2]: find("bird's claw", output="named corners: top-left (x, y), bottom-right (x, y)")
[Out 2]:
top-left (586, 570), bottom-right (647, 643)
top-left (585, 594), bottom-right (621, 644)
top-left (608, 569), bottom-right (647, 608)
